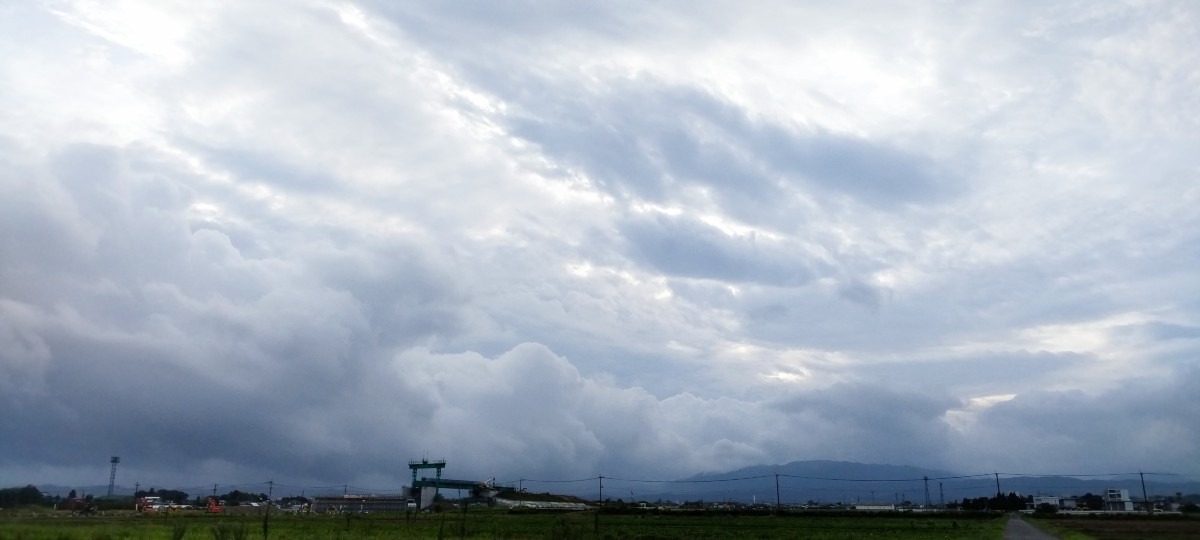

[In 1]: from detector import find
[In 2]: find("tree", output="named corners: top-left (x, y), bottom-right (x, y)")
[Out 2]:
top-left (219, 490), bottom-right (268, 506)
top-left (1079, 493), bottom-right (1103, 511)
top-left (137, 488), bottom-right (188, 504)
top-left (68, 489), bottom-right (77, 499)
top-left (0, 485), bottom-right (48, 507)
top-left (960, 497), bottom-right (986, 511)
top-left (158, 489), bottom-right (189, 504)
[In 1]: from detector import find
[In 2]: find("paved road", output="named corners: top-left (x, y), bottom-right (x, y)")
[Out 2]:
top-left (1004, 514), bottom-right (1057, 540)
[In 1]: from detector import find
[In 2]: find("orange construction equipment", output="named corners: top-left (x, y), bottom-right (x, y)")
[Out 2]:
top-left (63, 498), bottom-right (97, 514)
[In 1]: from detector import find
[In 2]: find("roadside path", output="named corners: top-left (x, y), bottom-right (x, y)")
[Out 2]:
top-left (1004, 514), bottom-right (1057, 540)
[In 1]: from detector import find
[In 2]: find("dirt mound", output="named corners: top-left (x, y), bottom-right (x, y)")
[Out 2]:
top-left (499, 491), bottom-right (592, 504)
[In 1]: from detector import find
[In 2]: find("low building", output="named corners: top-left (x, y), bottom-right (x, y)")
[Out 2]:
top-left (854, 504), bottom-right (896, 511)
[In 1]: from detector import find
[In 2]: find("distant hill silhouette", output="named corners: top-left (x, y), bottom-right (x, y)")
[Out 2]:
top-left (683, 460), bottom-right (958, 482)
top-left (621, 461), bottom-right (1200, 506)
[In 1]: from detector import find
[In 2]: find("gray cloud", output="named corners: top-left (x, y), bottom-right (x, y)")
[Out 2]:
top-left (770, 383), bottom-right (961, 469)
top-left (504, 82), bottom-right (960, 215)
top-left (619, 213), bottom-right (817, 286)
top-left (950, 366), bottom-right (1200, 475)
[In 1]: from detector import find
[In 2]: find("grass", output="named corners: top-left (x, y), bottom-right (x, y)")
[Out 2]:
top-left (1026, 513), bottom-right (1200, 540)
top-left (1023, 518), bottom-right (1096, 540)
top-left (0, 509), bottom-right (1008, 540)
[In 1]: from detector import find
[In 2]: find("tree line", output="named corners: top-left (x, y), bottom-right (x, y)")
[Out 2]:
top-left (0, 485), bottom-right (49, 507)
top-left (952, 491), bottom-right (1026, 511)
top-left (0, 485), bottom-right (274, 509)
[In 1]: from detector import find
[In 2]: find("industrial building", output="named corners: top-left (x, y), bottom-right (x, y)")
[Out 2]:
top-left (308, 459), bottom-right (508, 514)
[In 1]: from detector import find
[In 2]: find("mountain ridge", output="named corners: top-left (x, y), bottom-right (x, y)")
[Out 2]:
top-left (683, 460), bottom-right (959, 482)
top-left (641, 460), bottom-right (1200, 505)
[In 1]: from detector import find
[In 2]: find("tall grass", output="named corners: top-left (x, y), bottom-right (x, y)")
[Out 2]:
top-left (209, 522), bottom-right (247, 540)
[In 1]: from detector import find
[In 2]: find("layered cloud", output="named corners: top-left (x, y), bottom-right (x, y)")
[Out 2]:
top-left (1, 1), bottom-right (1198, 489)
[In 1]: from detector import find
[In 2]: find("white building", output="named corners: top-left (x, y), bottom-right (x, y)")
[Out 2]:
top-left (1104, 489), bottom-right (1133, 512)
top-left (1032, 496), bottom-right (1059, 508)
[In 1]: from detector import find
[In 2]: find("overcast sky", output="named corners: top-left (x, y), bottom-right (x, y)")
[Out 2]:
top-left (2, 1), bottom-right (1198, 492)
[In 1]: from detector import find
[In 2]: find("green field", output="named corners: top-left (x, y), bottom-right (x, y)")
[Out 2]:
top-left (0, 509), bottom-right (1005, 540)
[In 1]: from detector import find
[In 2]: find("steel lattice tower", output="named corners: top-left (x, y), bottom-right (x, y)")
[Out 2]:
top-left (107, 456), bottom-right (120, 497)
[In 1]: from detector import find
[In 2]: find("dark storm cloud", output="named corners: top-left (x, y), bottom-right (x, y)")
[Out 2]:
top-left (837, 279), bottom-right (886, 309)
top-left (186, 145), bottom-right (342, 193)
top-left (952, 366), bottom-right (1200, 474)
top-left (0, 139), bottom-right (470, 483)
top-left (619, 213), bottom-right (816, 286)
top-left (504, 82), bottom-right (957, 216)
top-left (360, 0), bottom-right (968, 215)
top-left (851, 350), bottom-right (1091, 399)
top-left (771, 383), bottom-right (961, 468)
top-left (764, 131), bottom-right (956, 207)
top-left (364, 2), bottom-right (638, 61)
top-left (1113, 321), bottom-right (1200, 342)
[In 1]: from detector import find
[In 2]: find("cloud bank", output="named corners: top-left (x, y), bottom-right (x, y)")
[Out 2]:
top-left (1, 1), bottom-right (1198, 489)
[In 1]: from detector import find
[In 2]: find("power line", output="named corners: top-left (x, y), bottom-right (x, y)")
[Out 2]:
top-left (113, 469), bottom-right (1190, 498)
top-left (604, 475), bottom-right (772, 484)
top-left (520, 476), bottom-right (600, 484)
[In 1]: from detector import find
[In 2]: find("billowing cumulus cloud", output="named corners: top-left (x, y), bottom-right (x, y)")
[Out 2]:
top-left (1, 0), bottom-right (1199, 491)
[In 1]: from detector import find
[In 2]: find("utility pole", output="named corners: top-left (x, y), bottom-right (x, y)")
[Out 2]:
top-left (1140, 471), bottom-right (1151, 515)
top-left (595, 476), bottom-right (604, 535)
top-left (923, 477), bottom-right (931, 508)
top-left (774, 473), bottom-right (781, 516)
top-left (262, 480), bottom-right (273, 540)
top-left (134, 482), bottom-right (140, 511)
top-left (939, 482), bottom-right (944, 509)
top-left (994, 472), bottom-right (1003, 511)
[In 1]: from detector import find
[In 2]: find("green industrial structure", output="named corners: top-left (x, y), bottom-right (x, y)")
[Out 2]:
top-left (408, 458), bottom-right (510, 509)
